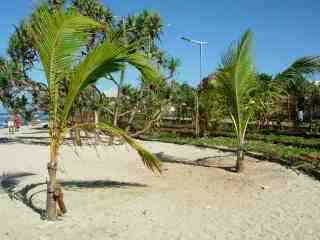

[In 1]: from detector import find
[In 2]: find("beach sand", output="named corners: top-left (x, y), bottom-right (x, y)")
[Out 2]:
top-left (1, 127), bottom-right (320, 240)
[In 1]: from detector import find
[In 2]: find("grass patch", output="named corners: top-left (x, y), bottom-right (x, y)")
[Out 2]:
top-left (154, 133), bottom-right (320, 159)
top-left (210, 132), bottom-right (320, 149)
top-left (143, 132), bottom-right (320, 179)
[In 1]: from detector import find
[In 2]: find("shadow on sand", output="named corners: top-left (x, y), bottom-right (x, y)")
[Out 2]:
top-left (0, 135), bottom-right (107, 147)
top-left (0, 136), bottom-right (50, 146)
top-left (0, 136), bottom-right (79, 146)
top-left (1, 173), bottom-right (147, 218)
top-left (155, 152), bottom-right (238, 172)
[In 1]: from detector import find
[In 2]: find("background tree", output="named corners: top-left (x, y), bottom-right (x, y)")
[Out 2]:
top-left (0, 57), bottom-right (32, 115)
top-left (72, 0), bottom-right (113, 24)
top-left (7, 21), bottom-right (38, 78)
top-left (106, 10), bottom-right (179, 135)
top-left (170, 81), bottom-right (195, 124)
top-left (254, 73), bottom-right (284, 129)
top-left (48, 0), bottom-right (66, 10)
top-left (199, 74), bottom-right (226, 134)
top-left (306, 82), bottom-right (320, 131)
top-left (274, 57), bottom-right (320, 123)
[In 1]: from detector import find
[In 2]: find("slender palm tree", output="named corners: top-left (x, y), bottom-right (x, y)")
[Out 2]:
top-left (48, 0), bottom-right (66, 10)
top-left (29, 4), bottom-right (161, 220)
top-left (214, 30), bottom-right (257, 172)
top-left (7, 21), bottom-right (38, 78)
top-left (72, 0), bottom-right (113, 24)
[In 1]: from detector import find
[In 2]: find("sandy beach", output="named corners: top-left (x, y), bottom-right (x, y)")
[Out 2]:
top-left (1, 127), bottom-right (320, 240)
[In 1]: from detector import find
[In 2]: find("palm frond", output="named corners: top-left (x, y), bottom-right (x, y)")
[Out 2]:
top-left (30, 4), bottom-right (102, 126)
top-left (127, 52), bottom-right (161, 85)
top-left (30, 4), bottom-right (102, 79)
top-left (276, 56), bottom-right (320, 81)
top-left (215, 30), bottom-right (256, 142)
top-left (72, 123), bottom-right (162, 173)
top-left (61, 41), bottom-right (159, 124)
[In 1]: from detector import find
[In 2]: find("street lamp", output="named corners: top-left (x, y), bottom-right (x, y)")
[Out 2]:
top-left (181, 36), bottom-right (208, 137)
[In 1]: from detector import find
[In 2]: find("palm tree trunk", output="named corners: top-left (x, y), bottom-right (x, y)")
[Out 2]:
top-left (75, 128), bottom-right (82, 146)
top-left (309, 105), bottom-right (313, 132)
top-left (113, 68), bottom-right (125, 127)
top-left (130, 110), bottom-right (161, 137)
top-left (126, 86), bottom-right (144, 132)
top-left (236, 139), bottom-right (245, 172)
top-left (236, 148), bottom-right (244, 172)
top-left (47, 140), bottom-right (58, 220)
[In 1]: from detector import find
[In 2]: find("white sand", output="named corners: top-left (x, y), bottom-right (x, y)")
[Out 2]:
top-left (1, 127), bottom-right (320, 240)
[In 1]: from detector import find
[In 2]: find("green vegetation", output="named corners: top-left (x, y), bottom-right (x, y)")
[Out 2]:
top-left (1, 0), bottom-right (320, 222)
top-left (29, 4), bottom-right (160, 220)
top-left (209, 132), bottom-right (320, 149)
top-left (154, 133), bottom-right (319, 158)
top-left (150, 132), bottom-right (320, 175)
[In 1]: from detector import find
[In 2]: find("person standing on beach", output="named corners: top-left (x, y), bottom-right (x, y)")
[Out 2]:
top-left (7, 114), bottom-right (15, 134)
top-left (15, 114), bottom-right (21, 132)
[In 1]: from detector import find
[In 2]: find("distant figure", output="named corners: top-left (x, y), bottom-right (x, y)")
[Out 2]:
top-left (15, 114), bottom-right (21, 131)
top-left (7, 114), bottom-right (15, 134)
top-left (298, 110), bottom-right (304, 122)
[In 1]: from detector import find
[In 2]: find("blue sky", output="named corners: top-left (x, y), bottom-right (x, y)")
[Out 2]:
top-left (1, 0), bottom-right (320, 89)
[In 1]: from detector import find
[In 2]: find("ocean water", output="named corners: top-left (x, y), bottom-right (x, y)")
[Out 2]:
top-left (0, 113), bottom-right (8, 128)
top-left (0, 112), bottom-right (48, 128)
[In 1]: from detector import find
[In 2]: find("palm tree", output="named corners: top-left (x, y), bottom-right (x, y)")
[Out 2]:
top-left (141, 10), bottom-right (163, 46)
top-left (48, 0), bottom-right (66, 10)
top-left (274, 57), bottom-right (320, 122)
top-left (7, 21), bottom-right (38, 78)
top-left (214, 30), bottom-right (257, 172)
top-left (164, 57), bottom-right (181, 80)
top-left (72, 0), bottom-right (113, 24)
top-left (126, 10), bottom-right (163, 56)
top-left (29, 4), bottom-right (161, 220)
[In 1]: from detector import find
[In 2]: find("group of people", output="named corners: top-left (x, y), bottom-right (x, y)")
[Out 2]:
top-left (7, 114), bottom-right (21, 134)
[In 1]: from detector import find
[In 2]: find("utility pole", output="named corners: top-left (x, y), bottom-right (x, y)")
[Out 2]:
top-left (181, 37), bottom-right (208, 137)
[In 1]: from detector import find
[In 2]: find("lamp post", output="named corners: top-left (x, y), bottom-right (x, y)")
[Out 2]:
top-left (181, 36), bottom-right (208, 137)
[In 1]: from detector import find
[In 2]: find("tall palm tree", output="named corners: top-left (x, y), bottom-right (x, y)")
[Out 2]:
top-left (7, 21), bottom-right (38, 78)
top-left (29, 4), bottom-right (161, 220)
top-left (48, 0), bottom-right (66, 10)
top-left (72, 0), bottom-right (113, 23)
top-left (165, 57), bottom-right (181, 80)
top-left (126, 10), bottom-right (163, 56)
top-left (140, 10), bottom-right (163, 45)
top-left (214, 30), bottom-right (256, 172)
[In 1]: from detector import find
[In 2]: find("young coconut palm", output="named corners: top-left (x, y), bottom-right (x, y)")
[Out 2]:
top-left (214, 30), bottom-right (256, 172)
top-left (29, 4), bottom-right (161, 220)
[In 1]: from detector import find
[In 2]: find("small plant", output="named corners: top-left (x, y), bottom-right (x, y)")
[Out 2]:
top-left (213, 30), bottom-right (257, 172)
